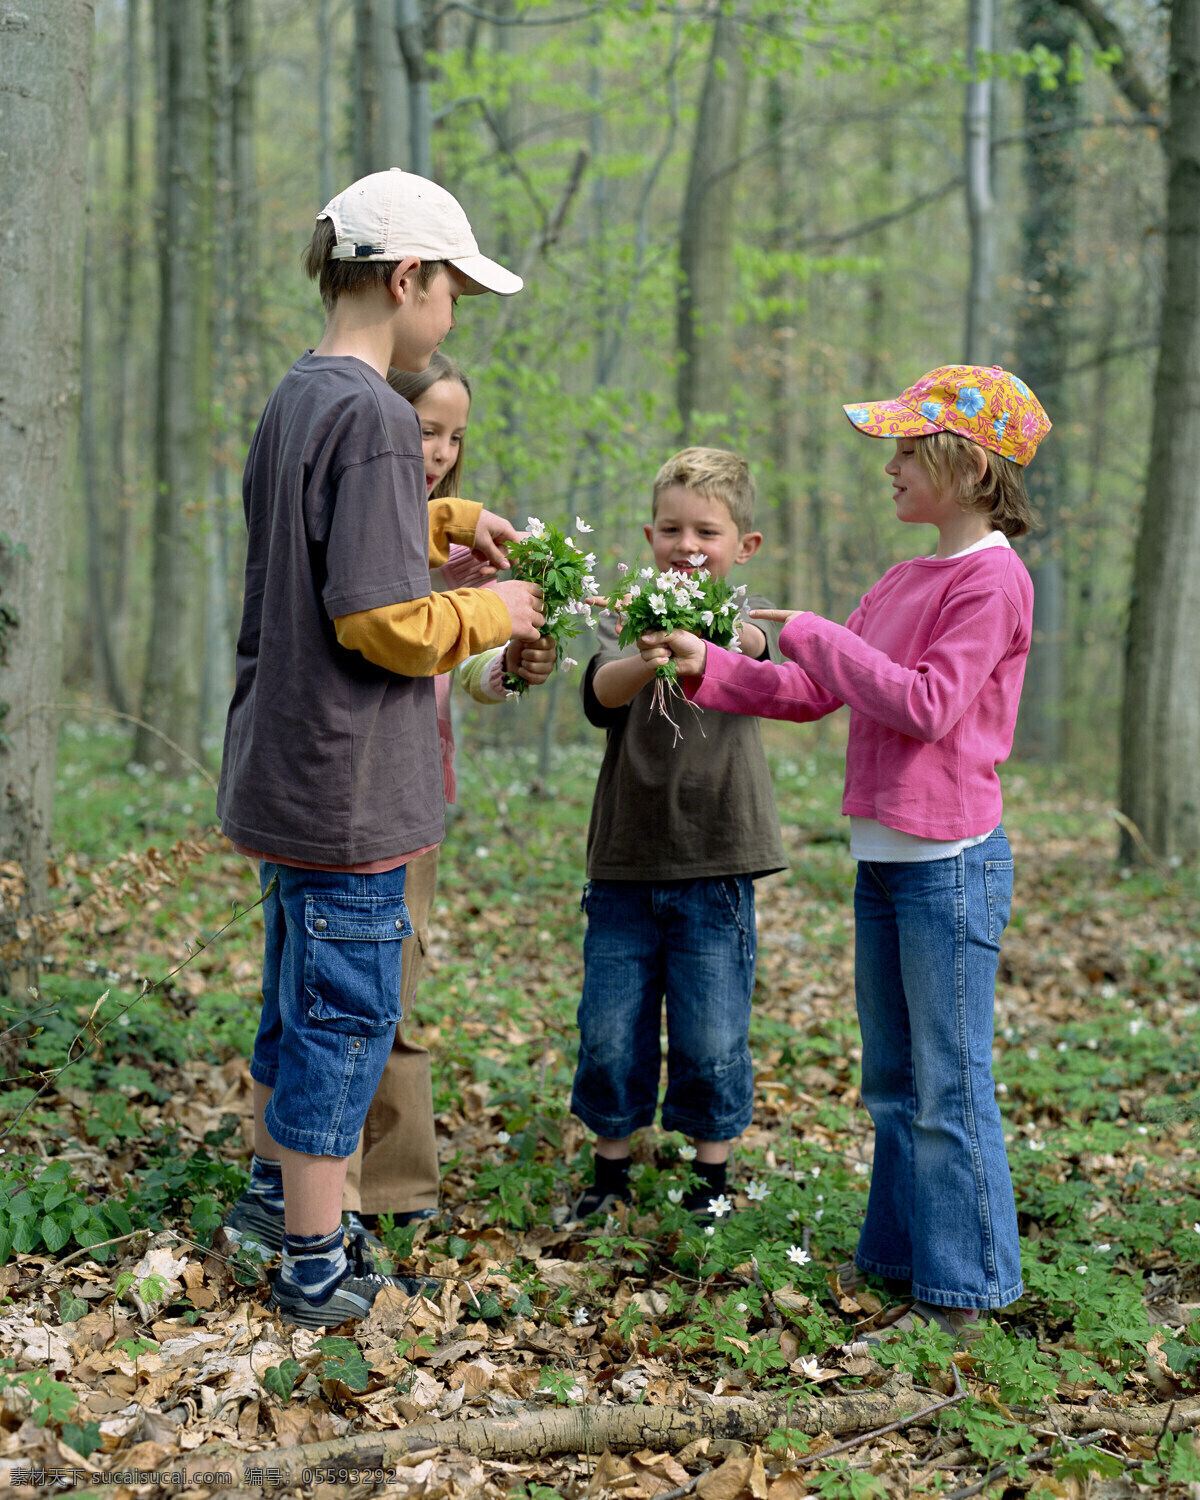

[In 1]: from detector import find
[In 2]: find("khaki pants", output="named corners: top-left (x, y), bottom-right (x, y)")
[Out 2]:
top-left (342, 847), bottom-right (441, 1215)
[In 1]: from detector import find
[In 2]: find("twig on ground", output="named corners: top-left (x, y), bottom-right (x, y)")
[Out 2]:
top-left (797, 1365), bottom-right (966, 1468)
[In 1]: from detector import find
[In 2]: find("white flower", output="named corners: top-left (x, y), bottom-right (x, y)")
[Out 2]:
top-left (815, 1194), bottom-right (823, 1202)
top-left (787, 1245), bottom-right (811, 1266)
top-left (1057, 1041), bottom-right (1069, 1053)
top-left (526, 516), bottom-right (545, 536)
top-left (667, 1188), bottom-right (683, 1205)
top-left (573, 1306), bottom-right (589, 1325)
top-left (1193, 1222), bottom-right (1200, 1235)
top-left (746, 1181), bottom-right (770, 1202)
top-left (813, 1209), bottom-right (824, 1221)
top-left (736, 1302), bottom-right (747, 1313)
top-left (649, 593), bottom-right (666, 613)
top-left (475, 845), bottom-right (490, 858)
top-left (575, 517), bottom-right (593, 533)
top-left (617, 562), bottom-right (630, 574)
top-left (1027, 1047), bottom-right (1039, 1061)
top-left (787, 1209), bottom-right (802, 1223)
top-left (1129, 1019), bottom-right (1143, 1036)
top-left (1027, 1139), bottom-right (1045, 1151)
top-left (701, 610), bottom-right (714, 627)
top-left (854, 1162), bottom-right (870, 1175)
top-left (798, 1356), bottom-right (826, 1379)
top-left (496, 1130), bottom-right (510, 1144)
top-left (640, 566), bottom-right (655, 579)
top-left (704, 1225), bottom-right (715, 1237)
top-left (565, 536), bottom-right (575, 549)
top-left (810, 1167), bottom-right (821, 1178)
top-left (708, 1195), bottom-right (732, 1218)
top-left (688, 552), bottom-right (708, 566)
top-left (1097, 1242), bottom-right (1111, 1252)
top-left (678, 1145), bottom-right (697, 1161)
top-left (1076, 1264), bottom-right (1088, 1274)
top-left (561, 657), bottom-right (578, 670)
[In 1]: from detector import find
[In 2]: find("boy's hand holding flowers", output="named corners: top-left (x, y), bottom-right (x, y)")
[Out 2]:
top-left (500, 516), bottom-right (597, 694)
top-left (639, 628), bottom-right (707, 678)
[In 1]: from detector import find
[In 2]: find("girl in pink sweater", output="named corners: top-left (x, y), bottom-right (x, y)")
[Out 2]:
top-left (644, 365), bottom-right (1050, 1343)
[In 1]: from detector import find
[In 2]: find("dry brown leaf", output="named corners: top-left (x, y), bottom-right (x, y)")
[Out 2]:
top-left (696, 1452), bottom-right (754, 1500)
top-left (767, 1471), bottom-right (808, 1499)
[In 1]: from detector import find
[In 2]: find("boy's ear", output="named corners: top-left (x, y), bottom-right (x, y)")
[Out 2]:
top-left (643, 522), bottom-right (655, 548)
top-left (388, 257), bottom-right (422, 303)
top-left (735, 531), bottom-right (763, 563)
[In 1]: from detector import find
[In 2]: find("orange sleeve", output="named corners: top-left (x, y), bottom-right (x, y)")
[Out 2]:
top-left (427, 497), bottom-right (482, 569)
top-left (334, 589), bottom-right (512, 677)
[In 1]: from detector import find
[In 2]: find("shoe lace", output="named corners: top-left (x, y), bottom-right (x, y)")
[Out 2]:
top-left (346, 1232), bottom-right (390, 1285)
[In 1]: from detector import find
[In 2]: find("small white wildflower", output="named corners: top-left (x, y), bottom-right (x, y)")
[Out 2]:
top-left (649, 593), bottom-right (666, 613)
top-left (787, 1209), bottom-right (802, 1223)
top-left (575, 517), bottom-right (593, 533)
top-left (746, 1181), bottom-right (770, 1202)
top-left (561, 657), bottom-right (578, 670)
top-left (1129, 1019), bottom-right (1143, 1036)
top-left (1192, 1222), bottom-right (1200, 1235)
top-left (496, 1130), bottom-right (510, 1144)
top-left (1097, 1243), bottom-right (1111, 1252)
top-left (1027, 1047), bottom-right (1040, 1061)
top-left (736, 1302), bottom-right (747, 1313)
top-left (678, 1145), bottom-right (697, 1161)
top-left (1057, 1041), bottom-right (1069, 1053)
top-left (526, 516), bottom-right (545, 536)
top-left (1076, 1264), bottom-right (1088, 1274)
top-left (816, 1193), bottom-right (824, 1202)
top-left (701, 610), bottom-right (714, 627)
top-left (708, 1195), bottom-right (733, 1219)
top-left (1086, 1038), bottom-right (1099, 1050)
top-left (640, 566), bottom-right (655, 579)
top-left (798, 1356), bottom-right (826, 1379)
top-left (814, 1209), bottom-right (824, 1221)
top-left (810, 1167), bottom-right (821, 1178)
top-left (573, 1306), bottom-right (589, 1325)
top-left (1137, 1125), bottom-right (1148, 1135)
top-left (997, 1082), bottom-right (1008, 1094)
top-left (1028, 1139), bottom-right (1045, 1152)
top-left (854, 1162), bottom-right (870, 1176)
top-left (475, 845), bottom-right (490, 858)
top-left (667, 1188), bottom-right (683, 1205)
top-left (617, 561), bottom-right (630, 574)
top-left (704, 1225), bottom-right (714, 1237)
top-left (787, 1245), bottom-right (811, 1266)
top-left (688, 552), bottom-right (707, 566)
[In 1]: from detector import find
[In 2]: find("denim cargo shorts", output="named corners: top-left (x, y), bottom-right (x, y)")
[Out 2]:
top-left (249, 861), bottom-right (412, 1157)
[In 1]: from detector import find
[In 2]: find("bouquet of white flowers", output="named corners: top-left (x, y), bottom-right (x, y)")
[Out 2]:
top-left (501, 517), bottom-right (597, 695)
top-left (603, 555), bottom-right (748, 734)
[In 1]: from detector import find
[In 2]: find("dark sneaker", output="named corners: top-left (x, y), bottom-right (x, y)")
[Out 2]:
top-left (222, 1192), bottom-right (284, 1257)
top-left (267, 1232), bottom-right (442, 1330)
top-left (567, 1184), bottom-right (630, 1222)
top-left (842, 1300), bottom-right (986, 1356)
top-left (394, 1206), bottom-right (447, 1228)
top-left (342, 1210), bottom-right (387, 1257)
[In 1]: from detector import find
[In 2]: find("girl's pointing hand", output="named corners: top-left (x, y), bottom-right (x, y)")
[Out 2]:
top-left (749, 609), bottom-right (804, 625)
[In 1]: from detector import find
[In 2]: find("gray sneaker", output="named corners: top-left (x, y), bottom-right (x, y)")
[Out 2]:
top-left (222, 1192), bottom-right (284, 1257)
top-left (266, 1232), bottom-right (441, 1330)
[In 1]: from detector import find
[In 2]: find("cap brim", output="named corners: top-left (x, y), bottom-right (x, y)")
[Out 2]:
top-left (843, 399), bottom-right (942, 439)
top-left (449, 254), bottom-right (523, 296)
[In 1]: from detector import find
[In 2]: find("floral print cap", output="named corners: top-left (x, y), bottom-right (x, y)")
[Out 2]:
top-left (842, 364), bottom-right (1051, 466)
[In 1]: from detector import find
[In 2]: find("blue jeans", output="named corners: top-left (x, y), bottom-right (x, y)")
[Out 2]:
top-left (571, 877), bottom-right (757, 1141)
top-left (250, 862), bottom-right (412, 1158)
top-left (853, 829), bottom-right (1022, 1310)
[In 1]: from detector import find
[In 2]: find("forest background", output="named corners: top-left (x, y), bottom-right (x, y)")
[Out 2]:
top-left (2, 1), bottom-right (1200, 1497)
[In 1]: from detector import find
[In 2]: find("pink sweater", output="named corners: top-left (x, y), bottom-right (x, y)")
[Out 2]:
top-left (686, 546), bottom-right (1033, 840)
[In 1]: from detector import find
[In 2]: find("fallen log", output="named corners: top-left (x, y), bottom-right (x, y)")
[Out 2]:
top-left (177, 1376), bottom-right (930, 1489)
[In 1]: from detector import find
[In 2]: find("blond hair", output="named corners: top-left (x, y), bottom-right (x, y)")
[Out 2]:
top-left (914, 431), bottom-right (1037, 539)
top-left (302, 217), bottom-right (447, 315)
top-left (651, 447), bottom-right (756, 534)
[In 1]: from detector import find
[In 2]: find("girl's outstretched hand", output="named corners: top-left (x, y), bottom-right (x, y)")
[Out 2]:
top-left (749, 609), bottom-right (803, 625)
top-left (639, 629), bottom-right (707, 677)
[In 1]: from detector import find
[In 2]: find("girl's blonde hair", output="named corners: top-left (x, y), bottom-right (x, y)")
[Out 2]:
top-left (915, 431), bottom-right (1036, 539)
top-left (386, 353), bottom-right (472, 499)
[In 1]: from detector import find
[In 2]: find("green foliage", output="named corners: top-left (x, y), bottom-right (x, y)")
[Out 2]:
top-left (606, 565), bottom-right (747, 682)
top-left (537, 1366), bottom-right (583, 1404)
top-left (0, 1158), bottom-right (139, 1264)
top-left (502, 517), bottom-right (598, 693)
top-left (314, 1336), bottom-right (371, 1393)
top-left (262, 1358), bottom-right (303, 1402)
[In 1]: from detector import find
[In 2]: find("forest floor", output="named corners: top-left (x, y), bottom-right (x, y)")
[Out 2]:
top-left (1, 714), bottom-right (1199, 1499)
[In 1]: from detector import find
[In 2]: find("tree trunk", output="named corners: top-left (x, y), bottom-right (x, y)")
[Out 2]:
top-left (0, 0), bottom-right (94, 905)
top-left (1118, 0), bottom-right (1200, 863)
top-left (353, 0), bottom-right (375, 179)
top-left (137, 0), bottom-right (211, 772)
top-left (397, 0), bottom-right (433, 180)
top-left (1013, 0), bottom-right (1078, 763)
top-left (375, 0), bottom-right (410, 169)
top-left (963, 0), bottom-right (995, 363)
top-left (676, 4), bottom-right (750, 443)
top-left (318, 0), bottom-right (335, 204)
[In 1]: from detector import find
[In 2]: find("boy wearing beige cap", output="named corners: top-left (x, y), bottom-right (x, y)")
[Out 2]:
top-left (217, 170), bottom-right (543, 1327)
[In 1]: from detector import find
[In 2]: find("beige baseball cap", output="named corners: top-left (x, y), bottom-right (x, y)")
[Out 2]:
top-left (317, 168), bottom-right (523, 296)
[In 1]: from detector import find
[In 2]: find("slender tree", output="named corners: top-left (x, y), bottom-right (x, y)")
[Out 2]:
top-left (1118, 0), bottom-right (1200, 862)
top-left (676, 4), bottom-right (751, 442)
top-left (0, 0), bottom-right (94, 903)
top-left (137, 0), bottom-right (212, 770)
top-left (964, 0), bottom-right (996, 362)
top-left (1014, 0), bottom-right (1079, 762)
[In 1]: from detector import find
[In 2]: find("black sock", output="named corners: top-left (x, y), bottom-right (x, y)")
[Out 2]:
top-left (594, 1153), bottom-right (631, 1196)
top-left (684, 1158), bottom-right (728, 1209)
